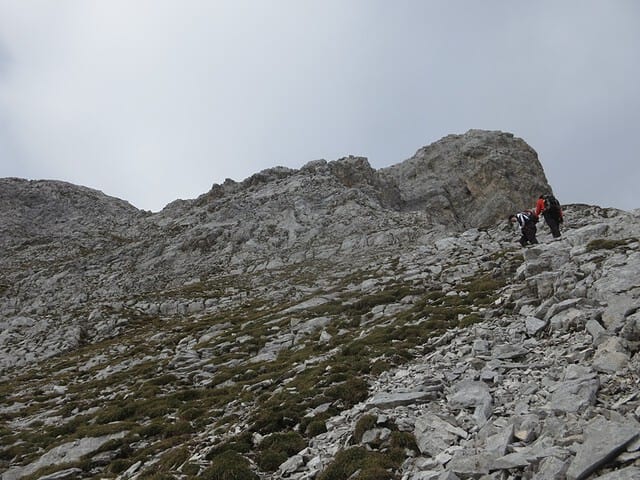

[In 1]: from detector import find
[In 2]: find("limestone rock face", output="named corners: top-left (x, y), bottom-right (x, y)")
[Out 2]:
top-left (382, 129), bottom-right (548, 226)
top-left (2, 130), bottom-right (639, 480)
top-left (0, 178), bottom-right (142, 248)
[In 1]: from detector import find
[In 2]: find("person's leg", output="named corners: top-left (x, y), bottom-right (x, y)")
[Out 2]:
top-left (522, 224), bottom-right (537, 245)
top-left (519, 235), bottom-right (527, 247)
top-left (545, 214), bottom-right (561, 238)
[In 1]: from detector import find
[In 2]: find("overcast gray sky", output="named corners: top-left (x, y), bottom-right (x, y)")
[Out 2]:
top-left (1, 1), bottom-right (638, 212)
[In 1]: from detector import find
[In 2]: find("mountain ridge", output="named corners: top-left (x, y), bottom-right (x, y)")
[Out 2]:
top-left (1, 130), bottom-right (639, 480)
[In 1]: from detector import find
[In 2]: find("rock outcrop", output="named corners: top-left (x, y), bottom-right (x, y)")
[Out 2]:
top-left (1, 130), bottom-right (639, 480)
top-left (382, 129), bottom-right (548, 226)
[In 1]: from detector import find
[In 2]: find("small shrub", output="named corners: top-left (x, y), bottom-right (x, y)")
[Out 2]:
top-left (163, 420), bottom-right (194, 438)
top-left (180, 407), bottom-right (206, 421)
top-left (257, 431), bottom-right (306, 472)
top-left (95, 403), bottom-right (138, 424)
top-left (325, 377), bottom-right (368, 406)
top-left (305, 419), bottom-right (328, 437)
top-left (353, 467), bottom-right (395, 480)
top-left (586, 238), bottom-right (633, 252)
top-left (256, 449), bottom-right (287, 472)
top-left (317, 447), bottom-right (368, 480)
top-left (205, 432), bottom-right (253, 458)
top-left (108, 458), bottom-right (132, 474)
top-left (173, 388), bottom-right (205, 402)
top-left (317, 446), bottom-right (404, 480)
top-left (139, 421), bottom-right (166, 438)
top-left (200, 451), bottom-right (258, 480)
top-left (147, 373), bottom-right (177, 386)
top-left (151, 446), bottom-right (190, 471)
top-left (389, 431), bottom-right (418, 452)
top-left (353, 414), bottom-right (377, 443)
top-left (459, 313), bottom-right (483, 328)
top-left (182, 462), bottom-right (200, 475)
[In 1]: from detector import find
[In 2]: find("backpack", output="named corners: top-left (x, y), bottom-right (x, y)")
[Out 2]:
top-left (543, 194), bottom-right (560, 213)
top-left (524, 210), bottom-right (538, 224)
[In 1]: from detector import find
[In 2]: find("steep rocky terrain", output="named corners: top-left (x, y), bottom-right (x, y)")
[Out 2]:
top-left (1, 130), bottom-right (639, 480)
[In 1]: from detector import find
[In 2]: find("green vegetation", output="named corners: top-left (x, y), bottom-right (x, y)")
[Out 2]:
top-left (317, 447), bottom-right (401, 480)
top-left (0, 249), bottom-right (516, 479)
top-left (586, 238), bottom-right (636, 252)
top-left (200, 451), bottom-right (258, 480)
top-left (353, 414), bottom-right (378, 443)
top-left (257, 431), bottom-right (306, 472)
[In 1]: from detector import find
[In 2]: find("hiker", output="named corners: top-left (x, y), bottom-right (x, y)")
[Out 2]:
top-left (509, 210), bottom-right (539, 247)
top-left (535, 194), bottom-right (563, 238)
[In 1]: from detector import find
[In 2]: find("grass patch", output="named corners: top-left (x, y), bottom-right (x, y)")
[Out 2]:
top-left (257, 431), bottom-right (306, 472)
top-left (200, 450), bottom-right (258, 480)
top-left (353, 414), bottom-right (378, 443)
top-left (317, 446), bottom-right (402, 480)
top-left (586, 238), bottom-right (636, 252)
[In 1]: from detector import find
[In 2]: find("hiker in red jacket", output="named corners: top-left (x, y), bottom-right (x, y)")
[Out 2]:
top-left (509, 210), bottom-right (539, 247)
top-left (535, 194), bottom-right (563, 239)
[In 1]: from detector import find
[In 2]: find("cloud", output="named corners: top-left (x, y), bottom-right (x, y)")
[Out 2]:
top-left (0, 1), bottom-right (638, 211)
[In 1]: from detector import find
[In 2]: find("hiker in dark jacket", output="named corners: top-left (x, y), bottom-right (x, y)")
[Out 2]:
top-left (509, 210), bottom-right (539, 247)
top-left (535, 194), bottom-right (563, 238)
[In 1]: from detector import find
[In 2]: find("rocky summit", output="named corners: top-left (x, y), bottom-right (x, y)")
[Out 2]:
top-left (0, 129), bottom-right (638, 480)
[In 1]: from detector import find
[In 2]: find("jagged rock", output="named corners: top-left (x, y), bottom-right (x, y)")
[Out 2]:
top-left (566, 416), bottom-right (640, 480)
top-left (592, 336), bottom-right (630, 373)
top-left (548, 369), bottom-right (599, 414)
top-left (36, 469), bottom-right (84, 480)
top-left (483, 424), bottom-right (514, 456)
top-left (1, 433), bottom-right (127, 480)
top-left (525, 316), bottom-right (548, 336)
top-left (586, 319), bottom-right (608, 346)
top-left (279, 454), bottom-right (304, 475)
top-left (534, 456), bottom-right (569, 479)
top-left (381, 130), bottom-right (549, 227)
top-left (446, 451), bottom-right (493, 476)
top-left (602, 295), bottom-right (638, 332)
top-left (448, 380), bottom-right (493, 425)
top-left (414, 413), bottom-right (468, 456)
top-left (366, 390), bottom-right (440, 410)
top-left (593, 466), bottom-right (640, 479)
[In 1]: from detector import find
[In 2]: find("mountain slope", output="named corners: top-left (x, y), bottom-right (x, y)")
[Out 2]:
top-left (1, 131), bottom-right (639, 480)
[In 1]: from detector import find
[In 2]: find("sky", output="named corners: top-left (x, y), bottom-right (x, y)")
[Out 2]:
top-left (0, 1), bottom-right (639, 212)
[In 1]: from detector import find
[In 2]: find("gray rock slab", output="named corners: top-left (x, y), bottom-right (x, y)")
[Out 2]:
top-left (279, 454), bottom-right (304, 475)
top-left (566, 417), bottom-right (640, 480)
top-left (586, 322), bottom-right (608, 351)
top-left (592, 466), bottom-right (640, 479)
top-left (446, 451), bottom-right (493, 476)
top-left (1, 432), bottom-right (127, 480)
top-left (602, 295), bottom-right (638, 331)
top-left (414, 413), bottom-right (468, 456)
top-left (366, 390), bottom-right (438, 409)
top-left (492, 344), bottom-right (529, 360)
top-left (548, 375), bottom-right (599, 413)
top-left (438, 472), bottom-right (460, 480)
top-left (592, 336), bottom-right (630, 374)
top-left (533, 456), bottom-right (569, 480)
top-left (37, 468), bottom-right (84, 480)
top-left (490, 452), bottom-right (531, 470)
top-left (592, 253), bottom-right (640, 301)
top-left (448, 379), bottom-right (493, 424)
top-left (525, 316), bottom-right (548, 336)
top-left (484, 423), bottom-right (514, 456)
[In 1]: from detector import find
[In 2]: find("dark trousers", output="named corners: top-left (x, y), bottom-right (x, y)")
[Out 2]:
top-left (520, 223), bottom-right (538, 246)
top-left (543, 212), bottom-right (561, 238)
